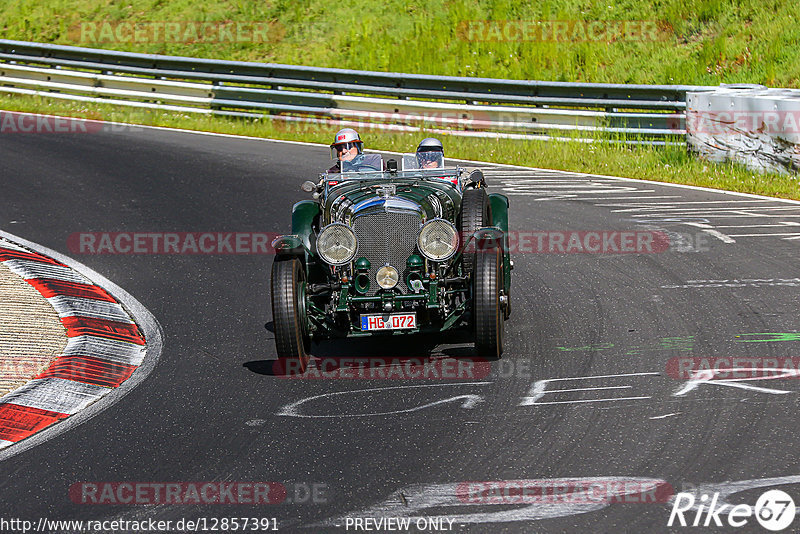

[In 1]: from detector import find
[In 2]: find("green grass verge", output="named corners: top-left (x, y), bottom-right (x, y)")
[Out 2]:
top-left (3, 93), bottom-right (798, 200)
top-left (2, 0), bottom-right (800, 87)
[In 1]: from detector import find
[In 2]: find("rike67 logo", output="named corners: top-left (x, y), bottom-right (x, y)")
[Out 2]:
top-left (668, 490), bottom-right (796, 531)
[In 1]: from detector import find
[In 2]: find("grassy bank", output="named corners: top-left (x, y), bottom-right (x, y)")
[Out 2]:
top-left (3, 93), bottom-right (798, 200)
top-left (2, 0), bottom-right (799, 87)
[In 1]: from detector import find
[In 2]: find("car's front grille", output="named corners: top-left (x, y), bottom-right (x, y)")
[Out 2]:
top-left (352, 210), bottom-right (422, 295)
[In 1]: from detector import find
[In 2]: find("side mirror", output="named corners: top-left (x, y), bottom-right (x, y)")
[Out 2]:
top-left (301, 180), bottom-right (317, 192)
top-left (386, 159), bottom-right (398, 173)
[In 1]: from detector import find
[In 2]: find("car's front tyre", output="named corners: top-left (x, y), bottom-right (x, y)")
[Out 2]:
top-left (459, 187), bottom-right (491, 275)
top-left (474, 245), bottom-right (504, 358)
top-left (271, 257), bottom-right (311, 373)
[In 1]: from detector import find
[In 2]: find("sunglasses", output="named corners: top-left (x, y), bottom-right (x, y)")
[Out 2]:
top-left (335, 142), bottom-right (360, 152)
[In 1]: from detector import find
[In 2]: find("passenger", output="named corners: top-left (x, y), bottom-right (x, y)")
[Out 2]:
top-left (415, 137), bottom-right (445, 169)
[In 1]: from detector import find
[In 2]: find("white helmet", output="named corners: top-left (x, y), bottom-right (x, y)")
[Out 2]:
top-left (416, 137), bottom-right (444, 168)
top-left (330, 128), bottom-right (363, 159)
top-left (416, 137), bottom-right (443, 153)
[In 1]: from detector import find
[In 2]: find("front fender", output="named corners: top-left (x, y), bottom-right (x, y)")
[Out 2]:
top-left (291, 200), bottom-right (320, 253)
top-left (488, 194), bottom-right (511, 299)
top-left (488, 193), bottom-right (509, 233)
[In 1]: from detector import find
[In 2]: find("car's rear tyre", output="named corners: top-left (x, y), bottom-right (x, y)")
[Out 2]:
top-left (459, 187), bottom-right (491, 274)
top-left (474, 246), bottom-right (504, 358)
top-left (271, 257), bottom-right (311, 374)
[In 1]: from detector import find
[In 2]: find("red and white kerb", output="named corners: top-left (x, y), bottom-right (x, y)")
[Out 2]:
top-left (0, 239), bottom-right (146, 449)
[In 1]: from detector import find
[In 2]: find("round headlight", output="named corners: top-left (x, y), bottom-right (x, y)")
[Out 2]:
top-left (317, 223), bottom-right (358, 265)
top-left (417, 219), bottom-right (458, 261)
top-left (376, 265), bottom-right (399, 289)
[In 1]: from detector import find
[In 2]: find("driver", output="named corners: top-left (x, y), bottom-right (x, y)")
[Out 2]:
top-left (415, 137), bottom-right (445, 169)
top-left (328, 128), bottom-right (383, 173)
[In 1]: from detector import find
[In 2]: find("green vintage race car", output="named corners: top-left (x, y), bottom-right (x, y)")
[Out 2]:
top-left (270, 155), bottom-right (512, 371)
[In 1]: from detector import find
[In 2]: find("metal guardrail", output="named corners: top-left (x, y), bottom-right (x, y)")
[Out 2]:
top-left (0, 39), bottom-right (718, 143)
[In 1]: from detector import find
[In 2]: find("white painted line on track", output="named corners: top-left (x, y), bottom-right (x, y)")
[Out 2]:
top-left (527, 372), bottom-right (660, 382)
top-left (519, 372), bottom-right (660, 406)
top-left (599, 200), bottom-right (775, 207)
top-left (460, 162), bottom-right (800, 205)
top-left (541, 386), bottom-right (632, 394)
top-left (735, 211), bottom-right (800, 217)
top-left (711, 222), bottom-right (800, 228)
top-left (631, 213), bottom-right (800, 219)
top-left (575, 196), bottom-right (683, 201)
top-left (703, 230), bottom-right (735, 243)
top-left (505, 191), bottom-right (655, 196)
top-left (523, 396), bottom-right (652, 406)
top-left (502, 189), bottom-right (653, 196)
top-left (727, 233), bottom-right (800, 238)
top-left (683, 223), bottom-right (735, 242)
top-left (500, 185), bottom-right (644, 190)
top-left (611, 205), bottom-right (800, 213)
top-left (649, 412), bottom-right (681, 420)
top-left (487, 177), bottom-right (623, 182)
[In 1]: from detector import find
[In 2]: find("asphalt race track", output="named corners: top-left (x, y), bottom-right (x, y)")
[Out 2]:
top-left (2, 119), bottom-right (800, 533)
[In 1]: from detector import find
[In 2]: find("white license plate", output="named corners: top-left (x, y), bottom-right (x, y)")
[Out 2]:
top-left (360, 313), bottom-right (417, 331)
